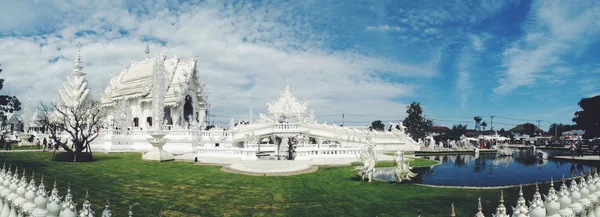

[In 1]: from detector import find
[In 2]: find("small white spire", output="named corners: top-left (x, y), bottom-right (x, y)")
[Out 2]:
top-left (145, 43), bottom-right (150, 58)
top-left (73, 42), bottom-right (85, 75)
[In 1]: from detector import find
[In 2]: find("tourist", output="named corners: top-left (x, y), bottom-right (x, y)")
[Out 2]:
top-left (43, 138), bottom-right (48, 151)
top-left (35, 138), bottom-right (41, 149)
top-left (0, 135), bottom-right (5, 150)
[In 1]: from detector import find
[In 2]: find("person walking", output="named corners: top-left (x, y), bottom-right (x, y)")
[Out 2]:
top-left (571, 143), bottom-right (576, 158)
top-left (43, 138), bottom-right (47, 152)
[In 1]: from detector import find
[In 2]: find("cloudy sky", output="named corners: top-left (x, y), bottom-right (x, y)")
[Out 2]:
top-left (1, 0), bottom-right (599, 130)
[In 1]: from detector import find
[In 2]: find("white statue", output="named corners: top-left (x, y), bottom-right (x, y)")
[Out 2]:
top-left (392, 151), bottom-right (417, 183)
top-left (355, 135), bottom-right (377, 182)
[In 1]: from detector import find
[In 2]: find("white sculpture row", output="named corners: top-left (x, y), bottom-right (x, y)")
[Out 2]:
top-left (0, 163), bottom-right (134, 217)
top-left (354, 136), bottom-right (418, 183)
top-left (467, 170), bottom-right (600, 217)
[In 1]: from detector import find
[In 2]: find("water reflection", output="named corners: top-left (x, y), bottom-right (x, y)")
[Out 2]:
top-left (375, 149), bottom-right (595, 187)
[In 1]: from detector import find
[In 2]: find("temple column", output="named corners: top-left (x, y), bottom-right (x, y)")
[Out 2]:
top-left (316, 137), bottom-right (322, 149)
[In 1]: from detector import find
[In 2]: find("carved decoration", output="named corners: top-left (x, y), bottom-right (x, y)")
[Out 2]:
top-left (266, 84), bottom-right (308, 120)
top-left (113, 100), bottom-right (133, 130)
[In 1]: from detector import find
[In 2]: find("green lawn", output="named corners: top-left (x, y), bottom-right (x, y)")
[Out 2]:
top-left (10, 146), bottom-right (41, 150)
top-left (0, 152), bottom-right (553, 216)
top-left (374, 158), bottom-right (439, 168)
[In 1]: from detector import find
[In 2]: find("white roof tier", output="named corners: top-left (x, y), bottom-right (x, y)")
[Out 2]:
top-left (100, 55), bottom-right (201, 107)
top-left (266, 84), bottom-right (308, 118)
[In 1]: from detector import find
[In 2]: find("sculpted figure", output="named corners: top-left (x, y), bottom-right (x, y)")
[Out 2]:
top-left (393, 151), bottom-right (417, 183)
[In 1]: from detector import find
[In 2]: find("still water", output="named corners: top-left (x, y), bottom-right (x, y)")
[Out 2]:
top-left (375, 150), bottom-right (595, 187)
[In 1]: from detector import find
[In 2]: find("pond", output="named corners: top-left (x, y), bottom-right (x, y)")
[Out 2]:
top-left (374, 149), bottom-right (597, 187)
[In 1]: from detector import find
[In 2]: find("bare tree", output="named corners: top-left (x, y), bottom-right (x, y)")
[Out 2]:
top-left (36, 98), bottom-right (107, 161)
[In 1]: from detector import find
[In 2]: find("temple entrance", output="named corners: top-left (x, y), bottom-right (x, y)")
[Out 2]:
top-left (133, 117), bottom-right (139, 127)
top-left (183, 95), bottom-right (193, 124)
top-left (146, 117), bottom-right (152, 127)
top-left (164, 107), bottom-right (173, 125)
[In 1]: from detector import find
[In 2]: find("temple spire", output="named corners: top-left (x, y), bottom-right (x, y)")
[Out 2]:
top-left (145, 43), bottom-right (150, 58)
top-left (73, 41), bottom-right (84, 75)
top-left (475, 197), bottom-right (485, 217)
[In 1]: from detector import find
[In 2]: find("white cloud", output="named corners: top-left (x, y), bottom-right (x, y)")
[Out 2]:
top-left (470, 35), bottom-right (484, 51)
top-left (366, 25), bottom-right (403, 32)
top-left (0, 1), bottom-right (438, 126)
top-left (495, 0), bottom-right (600, 94)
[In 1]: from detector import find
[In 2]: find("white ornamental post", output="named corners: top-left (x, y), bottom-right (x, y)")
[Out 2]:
top-left (142, 53), bottom-right (174, 162)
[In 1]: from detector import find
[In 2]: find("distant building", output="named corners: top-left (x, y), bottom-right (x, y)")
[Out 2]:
top-left (508, 124), bottom-right (543, 138)
top-left (429, 126), bottom-right (450, 136)
top-left (561, 129), bottom-right (585, 140)
top-left (1, 112), bottom-right (23, 132)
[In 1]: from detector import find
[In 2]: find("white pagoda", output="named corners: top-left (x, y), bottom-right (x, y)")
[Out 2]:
top-left (58, 42), bottom-right (90, 108)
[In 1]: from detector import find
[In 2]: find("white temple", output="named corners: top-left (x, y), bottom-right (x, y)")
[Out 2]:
top-left (91, 81), bottom-right (420, 159)
top-left (39, 43), bottom-right (420, 160)
top-left (99, 45), bottom-right (207, 130)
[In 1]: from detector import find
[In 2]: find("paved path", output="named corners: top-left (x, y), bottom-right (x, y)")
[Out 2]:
top-left (552, 155), bottom-right (600, 161)
top-left (174, 153), bottom-right (397, 176)
top-left (0, 149), bottom-right (44, 152)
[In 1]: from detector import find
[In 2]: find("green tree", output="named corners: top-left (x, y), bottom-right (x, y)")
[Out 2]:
top-left (447, 124), bottom-right (468, 140)
top-left (498, 128), bottom-right (507, 135)
top-left (573, 95), bottom-right (600, 139)
top-left (370, 120), bottom-right (385, 131)
top-left (0, 63), bottom-right (22, 124)
top-left (548, 123), bottom-right (577, 137)
top-left (522, 123), bottom-right (538, 136)
top-left (402, 102), bottom-right (433, 140)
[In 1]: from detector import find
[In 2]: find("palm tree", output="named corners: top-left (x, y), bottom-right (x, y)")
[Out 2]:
top-left (474, 116), bottom-right (482, 131)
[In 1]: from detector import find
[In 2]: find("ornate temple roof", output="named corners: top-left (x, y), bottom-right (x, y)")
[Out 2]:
top-left (266, 84), bottom-right (308, 118)
top-left (100, 53), bottom-right (202, 107)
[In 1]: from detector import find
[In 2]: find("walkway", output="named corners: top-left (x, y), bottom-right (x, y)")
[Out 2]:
top-left (174, 153), bottom-right (396, 176)
top-left (552, 155), bottom-right (600, 161)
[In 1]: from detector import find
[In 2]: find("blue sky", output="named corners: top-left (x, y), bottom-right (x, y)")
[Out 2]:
top-left (0, 0), bottom-right (599, 130)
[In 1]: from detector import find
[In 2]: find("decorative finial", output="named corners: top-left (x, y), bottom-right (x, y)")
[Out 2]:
top-left (85, 189), bottom-right (89, 199)
top-left (550, 177), bottom-right (554, 187)
top-left (40, 174), bottom-right (44, 183)
top-left (562, 174), bottom-right (565, 183)
top-left (450, 202), bottom-right (456, 217)
top-left (478, 197), bottom-right (483, 211)
top-left (128, 204), bottom-right (133, 217)
top-left (145, 43), bottom-right (150, 57)
top-left (67, 182), bottom-right (71, 193)
top-left (500, 189), bottom-right (504, 203)
top-left (519, 184), bottom-right (523, 196)
top-left (535, 182), bottom-right (539, 192)
top-left (53, 178), bottom-right (57, 188)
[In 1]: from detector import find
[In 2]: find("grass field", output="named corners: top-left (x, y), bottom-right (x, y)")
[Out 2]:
top-left (0, 152), bottom-right (554, 216)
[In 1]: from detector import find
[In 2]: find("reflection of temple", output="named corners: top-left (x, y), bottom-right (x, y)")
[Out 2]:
top-left (91, 63), bottom-right (420, 159)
